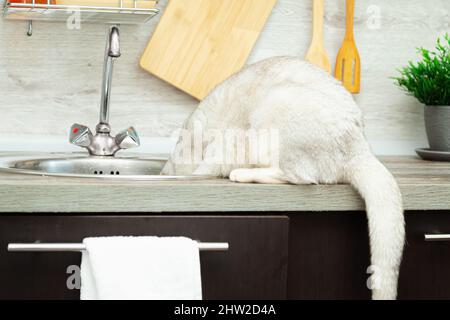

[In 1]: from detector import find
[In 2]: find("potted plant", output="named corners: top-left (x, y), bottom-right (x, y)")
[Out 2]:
top-left (394, 34), bottom-right (450, 155)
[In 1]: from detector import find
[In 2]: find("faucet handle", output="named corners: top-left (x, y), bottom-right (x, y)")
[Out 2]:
top-left (115, 126), bottom-right (140, 150)
top-left (69, 123), bottom-right (93, 148)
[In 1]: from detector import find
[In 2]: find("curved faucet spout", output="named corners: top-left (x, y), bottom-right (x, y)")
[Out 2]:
top-left (100, 25), bottom-right (120, 126)
top-left (69, 25), bottom-right (140, 156)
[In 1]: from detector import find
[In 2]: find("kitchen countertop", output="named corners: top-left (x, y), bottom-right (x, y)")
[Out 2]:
top-left (0, 155), bottom-right (449, 213)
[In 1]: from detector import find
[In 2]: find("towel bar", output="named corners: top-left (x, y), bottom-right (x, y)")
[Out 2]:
top-left (424, 234), bottom-right (450, 241)
top-left (7, 242), bottom-right (229, 252)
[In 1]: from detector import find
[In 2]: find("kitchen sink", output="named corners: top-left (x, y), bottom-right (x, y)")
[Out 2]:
top-left (0, 154), bottom-right (214, 181)
top-left (0, 27), bottom-right (216, 182)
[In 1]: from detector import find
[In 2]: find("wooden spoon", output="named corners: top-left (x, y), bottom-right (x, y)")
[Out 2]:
top-left (335, 0), bottom-right (360, 93)
top-left (305, 0), bottom-right (331, 73)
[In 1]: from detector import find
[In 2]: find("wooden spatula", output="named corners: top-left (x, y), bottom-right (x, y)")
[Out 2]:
top-left (335, 0), bottom-right (360, 93)
top-left (305, 0), bottom-right (331, 73)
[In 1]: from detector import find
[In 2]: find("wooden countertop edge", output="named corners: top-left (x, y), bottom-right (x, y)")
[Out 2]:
top-left (0, 155), bottom-right (449, 212)
top-left (0, 181), bottom-right (448, 213)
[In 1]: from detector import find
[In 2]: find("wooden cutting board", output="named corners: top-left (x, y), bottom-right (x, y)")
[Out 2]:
top-left (140, 0), bottom-right (277, 100)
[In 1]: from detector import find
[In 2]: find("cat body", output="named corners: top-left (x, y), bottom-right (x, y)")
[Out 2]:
top-left (162, 56), bottom-right (405, 300)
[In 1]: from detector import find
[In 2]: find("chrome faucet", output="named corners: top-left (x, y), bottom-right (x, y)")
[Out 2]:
top-left (69, 25), bottom-right (140, 156)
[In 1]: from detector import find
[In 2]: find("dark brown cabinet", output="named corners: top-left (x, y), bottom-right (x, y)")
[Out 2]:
top-left (287, 211), bottom-right (450, 300)
top-left (398, 212), bottom-right (450, 300)
top-left (1, 212), bottom-right (450, 300)
top-left (0, 215), bottom-right (289, 300)
top-left (287, 213), bottom-right (371, 299)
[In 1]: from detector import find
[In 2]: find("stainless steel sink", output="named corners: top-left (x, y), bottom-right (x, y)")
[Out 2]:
top-left (0, 28), bottom-right (215, 181)
top-left (0, 154), bottom-right (213, 181)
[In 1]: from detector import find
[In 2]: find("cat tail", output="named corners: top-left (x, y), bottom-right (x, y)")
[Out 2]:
top-left (346, 153), bottom-right (405, 300)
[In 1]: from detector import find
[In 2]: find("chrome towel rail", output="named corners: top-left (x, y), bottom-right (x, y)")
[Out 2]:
top-left (8, 242), bottom-right (229, 252)
top-left (424, 234), bottom-right (450, 241)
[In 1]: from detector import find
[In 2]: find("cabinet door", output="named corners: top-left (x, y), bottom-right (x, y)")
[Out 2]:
top-left (287, 211), bottom-right (450, 300)
top-left (287, 213), bottom-right (371, 299)
top-left (398, 212), bottom-right (450, 300)
top-left (0, 215), bottom-right (289, 300)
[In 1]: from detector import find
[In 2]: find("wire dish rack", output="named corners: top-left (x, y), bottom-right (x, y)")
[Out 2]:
top-left (2, 0), bottom-right (160, 35)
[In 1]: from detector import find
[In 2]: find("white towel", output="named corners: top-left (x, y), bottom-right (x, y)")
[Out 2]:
top-left (80, 236), bottom-right (202, 300)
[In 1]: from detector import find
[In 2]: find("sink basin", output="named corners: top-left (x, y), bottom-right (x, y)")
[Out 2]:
top-left (0, 154), bottom-right (214, 181)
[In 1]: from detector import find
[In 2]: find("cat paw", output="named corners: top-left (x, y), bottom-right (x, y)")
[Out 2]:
top-left (229, 169), bottom-right (254, 183)
top-left (229, 168), bottom-right (290, 184)
top-left (229, 169), bottom-right (246, 183)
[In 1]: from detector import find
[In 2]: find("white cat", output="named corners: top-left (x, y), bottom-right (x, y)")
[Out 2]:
top-left (162, 56), bottom-right (405, 300)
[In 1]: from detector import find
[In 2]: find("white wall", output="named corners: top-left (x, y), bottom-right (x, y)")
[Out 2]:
top-left (0, 0), bottom-right (448, 155)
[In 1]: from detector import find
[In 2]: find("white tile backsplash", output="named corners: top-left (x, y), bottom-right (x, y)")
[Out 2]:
top-left (0, 0), bottom-right (447, 155)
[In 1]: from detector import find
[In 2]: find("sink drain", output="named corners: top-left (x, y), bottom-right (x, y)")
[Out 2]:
top-left (93, 170), bottom-right (120, 175)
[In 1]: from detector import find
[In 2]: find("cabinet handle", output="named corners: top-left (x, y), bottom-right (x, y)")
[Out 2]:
top-left (424, 234), bottom-right (450, 241)
top-left (8, 242), bottom-right (229, 252)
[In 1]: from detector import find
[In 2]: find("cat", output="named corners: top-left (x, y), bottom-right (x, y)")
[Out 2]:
top-left (161, 56), bottom-right (405, 300)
